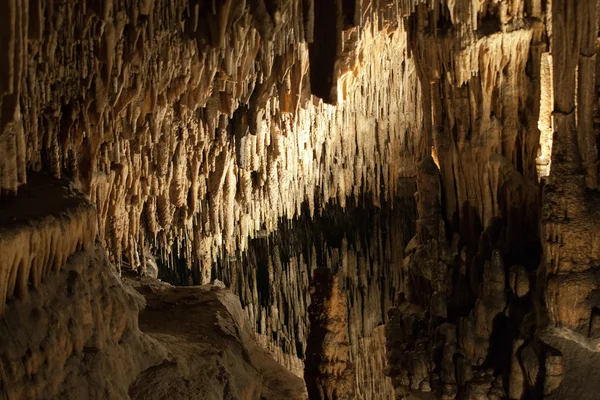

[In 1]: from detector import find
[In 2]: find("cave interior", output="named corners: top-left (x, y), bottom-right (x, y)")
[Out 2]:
top-left (1, 0), bottom-right (600, 399)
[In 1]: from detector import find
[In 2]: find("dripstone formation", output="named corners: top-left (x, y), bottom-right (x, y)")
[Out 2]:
top-left (0, 0), bottom-right (420, 289)
top-left (1, 0), bottom-right (600, 399)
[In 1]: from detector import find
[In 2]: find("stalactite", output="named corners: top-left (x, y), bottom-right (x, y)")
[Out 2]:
top-left (0, 0), bottom-right (421, 282)
top-left (0, 174), bottom-right (97, 315)
top-left (204, 191), bottom-right (416, 399)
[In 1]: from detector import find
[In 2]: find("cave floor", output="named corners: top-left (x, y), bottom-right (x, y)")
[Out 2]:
top-left (125, 276), bottom-right (307, 400)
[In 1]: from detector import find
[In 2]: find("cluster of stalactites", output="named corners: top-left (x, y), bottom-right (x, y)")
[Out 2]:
top-left (0, 0), bottom-right (421, 278)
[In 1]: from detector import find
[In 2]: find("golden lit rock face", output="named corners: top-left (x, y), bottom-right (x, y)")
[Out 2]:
top-left (0, 0), bottom-right (420, 278)
top-left (541, 0), bottom-right (600, 341)
top-left (305, 269), bottom-right (355, 399)
top-left (384, 0), bottom-right (600, 399)
top-left (0, 239), bottom-right (308, 400)
top-left (0, 243), bottom-right (168, 399)
top-left (391, 1), bottom-right (600, 399)
top-left (408, 2), bottom-right (544, 250)
top-left (3, 0), bottom-right (600, 399)
top-left (0, 174), bottom-right (97, 316)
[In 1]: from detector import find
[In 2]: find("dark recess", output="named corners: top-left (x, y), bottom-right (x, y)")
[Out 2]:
top-left (309, 0), bottom-right (338, 104)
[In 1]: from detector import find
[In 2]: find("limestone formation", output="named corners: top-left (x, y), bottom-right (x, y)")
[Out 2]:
top-left (0, 174), bottom-right (96, 316)
top-left (2, 0), bottom-right (600, 399)
top-left (0, 244), bottom-right (165, 399)
top-left (0, 0), bottom-right (420, 285)
top-left (0, 184), bottom-right (307, 400)
top-left (213, 194), bottom-right (416, 398)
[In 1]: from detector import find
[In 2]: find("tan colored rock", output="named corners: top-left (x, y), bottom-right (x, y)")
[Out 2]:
top-left (4, 1), bottom-right (600, 399)
top-left (305, 269), bottom-right (354, 399)
top-left (0, 174), bottom-right (97, 315)
top-left (0, 0), bottom-right (422, 283)
top-left (508, 338), bottom-right (525, 400)
top-left (520, 344), bottom-right (540, 390)
top-left (441, 342), bottom-right (458, 384)
top-left (509, 265), bottom-right (530, 298)
top-left (455, 355), bottom-right (474, 388)
top-left (544, 350), bottom-right (564, 396)
top-left (464, 376), bottom-right (493, 400)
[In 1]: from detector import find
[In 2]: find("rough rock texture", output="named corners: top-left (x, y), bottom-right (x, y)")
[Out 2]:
top-left (201, 189), bottom-right (416, 399)
top-left (382, 1), bottom-right (600, 400)
top-left (305, 268), bottom-right (355, 399)
top-left (127, 277), bottom-right (308, 400)
top-left (3, 0), bottom-right (600, 399)
top-left (0, 0), bottom-right (420, 281)
top-left (0, 244), bottom-right (166, 399)
top-left (0, 240), bottom-right (308, 400)
top-left (0, 173), bottom-right (97, 315)
top-left (408, 0), bottom-right (544, 250)
top-left (0, 175), bottom-right (306, 399)
top-left (541, 0), bottom-right (600, 342)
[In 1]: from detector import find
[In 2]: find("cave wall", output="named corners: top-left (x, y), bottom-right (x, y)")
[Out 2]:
top-left (3, 0), bottom-right (600, 399)
top-left (0, 0), bottom-right (421, 286)
top-left (541, 0), bottom-right (600, 340)
top-left (0, 243), bottom-right (167, 399)
top-left (0, 4), bottom-right (422, 397)
top-left (387, 0), bottom-right (600, 399)
top-left (408, 0), bottom-right (545, 249)
top-left (0, 237), bottom-right (309, 400)
top-left (211, 189), bottom-right (416, 398)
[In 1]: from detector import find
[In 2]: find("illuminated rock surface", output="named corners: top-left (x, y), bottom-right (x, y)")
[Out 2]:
top-left (0, 239), bottom-right (307, 400)
top-left (1, 0), bottom-right (600, 399)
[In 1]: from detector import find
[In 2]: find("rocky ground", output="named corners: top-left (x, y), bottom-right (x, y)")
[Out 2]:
top-left (0, 243), bottom-right (307, 400)
top-left (126, 275), bottom-right (307, 400)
